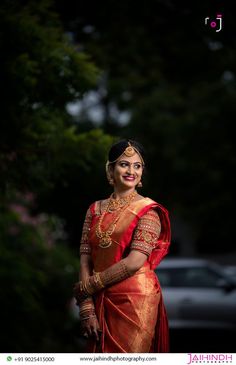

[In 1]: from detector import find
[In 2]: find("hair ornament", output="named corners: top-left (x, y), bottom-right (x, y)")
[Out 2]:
top-left (123, 143), bottom-right (136, 158)
top-left (107, 140), bottom-right (145, 166)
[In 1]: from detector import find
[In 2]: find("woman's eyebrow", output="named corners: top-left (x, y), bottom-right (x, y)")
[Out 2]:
top-left (119, 160), bottom-right (142, 164)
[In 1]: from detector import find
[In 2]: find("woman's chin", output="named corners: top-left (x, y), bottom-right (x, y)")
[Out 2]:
top-left (116, 181), bottom-right (136, 190)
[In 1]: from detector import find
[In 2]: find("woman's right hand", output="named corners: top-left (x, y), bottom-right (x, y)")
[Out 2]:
top-left (81, 314), bottom-right (101, 342)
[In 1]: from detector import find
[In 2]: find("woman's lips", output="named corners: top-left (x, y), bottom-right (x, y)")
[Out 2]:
top-left (123, 176), bottom-right (135, 181)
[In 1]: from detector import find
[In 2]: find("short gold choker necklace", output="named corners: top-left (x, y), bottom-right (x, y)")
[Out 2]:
top-left (108, 191), bottom-right (137, 212)
top-left (96, 190), bottom-right (137, 248)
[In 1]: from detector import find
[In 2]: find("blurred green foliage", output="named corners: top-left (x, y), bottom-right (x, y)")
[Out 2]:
top-left (0, 0), bottom-right (114, 352)
top-left (0, 192), bottom-right (81, 352)
top-left (0, 0), bottom-right (99, 192)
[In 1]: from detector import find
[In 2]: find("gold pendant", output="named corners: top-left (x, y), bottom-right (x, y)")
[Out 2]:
top-left (98, 236), bottom-right (112, 248)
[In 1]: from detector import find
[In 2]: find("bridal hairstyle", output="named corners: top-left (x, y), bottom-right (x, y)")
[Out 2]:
top-left (107, 139), bottom-right (146, 168)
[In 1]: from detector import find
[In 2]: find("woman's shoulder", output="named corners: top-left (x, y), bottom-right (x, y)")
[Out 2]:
top-left (138, 195), bottom-right (168, 209)
top-left (87, 198), bottom-right (109, 215)
top-left (136, 194), bottom-right (155, 203)
top-left (131, 195), bottom-right (169, 218)
top-left (132, 194), bottom-right (157, 207)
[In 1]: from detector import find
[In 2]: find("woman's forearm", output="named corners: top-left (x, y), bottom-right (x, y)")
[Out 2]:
top-left (74, 251), bottom-right (148, 303)
top-left (79, 254), bottom-right (93, 281)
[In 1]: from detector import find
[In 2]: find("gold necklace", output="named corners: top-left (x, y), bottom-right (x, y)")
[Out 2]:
top-left (108, 192), bottom-right (137, 212)
top-left (96, 190), bottom-right (137, 248)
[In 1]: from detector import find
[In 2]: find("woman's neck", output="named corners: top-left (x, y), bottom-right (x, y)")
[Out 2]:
top-left (112, 187), bottom-right (136, 199)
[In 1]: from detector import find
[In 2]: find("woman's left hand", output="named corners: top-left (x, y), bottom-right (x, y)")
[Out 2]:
top-left (81, 314), bottom-right (101, 341)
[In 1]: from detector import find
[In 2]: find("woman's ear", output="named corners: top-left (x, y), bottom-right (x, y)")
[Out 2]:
top-left (106, 164), bottom-right (114, 185)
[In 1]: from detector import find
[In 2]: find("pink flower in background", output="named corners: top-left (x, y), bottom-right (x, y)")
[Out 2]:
top-left (9, 204), bottom-right (37, 225)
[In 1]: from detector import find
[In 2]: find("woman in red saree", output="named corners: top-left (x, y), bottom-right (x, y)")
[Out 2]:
top-left (74, 140), bottom-right (171, 353)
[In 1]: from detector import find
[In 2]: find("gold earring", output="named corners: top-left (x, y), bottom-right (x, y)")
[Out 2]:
top-left (108, 177), bottom-right (114, 186)
top-left (137, 181), bottom-right (142, 188)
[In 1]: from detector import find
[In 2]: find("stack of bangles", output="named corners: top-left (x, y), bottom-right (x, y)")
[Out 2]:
top-left (74, 272), bottom-right (105, 304)
top-left (79, 297), bottom-right (96, 322)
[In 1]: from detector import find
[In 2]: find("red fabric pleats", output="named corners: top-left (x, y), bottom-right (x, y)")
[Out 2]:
top-left (86, 267), bottom-right (169, 353)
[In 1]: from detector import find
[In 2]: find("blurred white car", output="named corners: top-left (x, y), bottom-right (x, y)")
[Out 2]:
top-left (222, 265), bottom-right (236, 284)
top-left (155, 258), bottom-right (236, 330)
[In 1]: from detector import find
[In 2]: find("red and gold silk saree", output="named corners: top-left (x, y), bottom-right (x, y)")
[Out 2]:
top-left (85, 198), bottom-right (171, 353)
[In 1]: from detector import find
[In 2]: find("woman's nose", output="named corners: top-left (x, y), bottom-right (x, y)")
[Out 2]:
top-left (127, 163), bottom-right (134, 174)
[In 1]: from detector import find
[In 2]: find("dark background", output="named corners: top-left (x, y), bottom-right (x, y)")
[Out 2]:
top-left (0, 0), bottom-right (235, 352)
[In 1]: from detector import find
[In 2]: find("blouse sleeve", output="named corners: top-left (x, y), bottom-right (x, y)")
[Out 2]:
top-left (131, 209), bottom-right (161, 256)
top-left (79, 207), bottom-right (92, 256)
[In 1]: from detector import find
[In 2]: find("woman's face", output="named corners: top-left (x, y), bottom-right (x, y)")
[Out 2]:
top-left (111, 152), bottom-right (143, 191)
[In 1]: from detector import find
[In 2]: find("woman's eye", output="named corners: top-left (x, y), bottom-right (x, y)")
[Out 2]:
top-left (134, 164), bottom-right (142, 169)
top-left (120, 162), bottom-right (128, 167)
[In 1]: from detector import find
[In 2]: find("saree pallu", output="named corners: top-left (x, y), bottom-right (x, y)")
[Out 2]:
top-left (86, 198), bottom-right (170, 353)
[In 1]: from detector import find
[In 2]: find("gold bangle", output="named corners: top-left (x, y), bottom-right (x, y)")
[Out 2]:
top-left (83, 278), bottom-right (94, 295)
top-left (95, 272), bottom-right (105, 289)
top-left (81, 314), bottom-right (96, 321)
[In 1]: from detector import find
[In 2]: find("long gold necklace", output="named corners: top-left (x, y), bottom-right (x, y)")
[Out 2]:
top-left (96, 190), bottom-right (137, 248)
